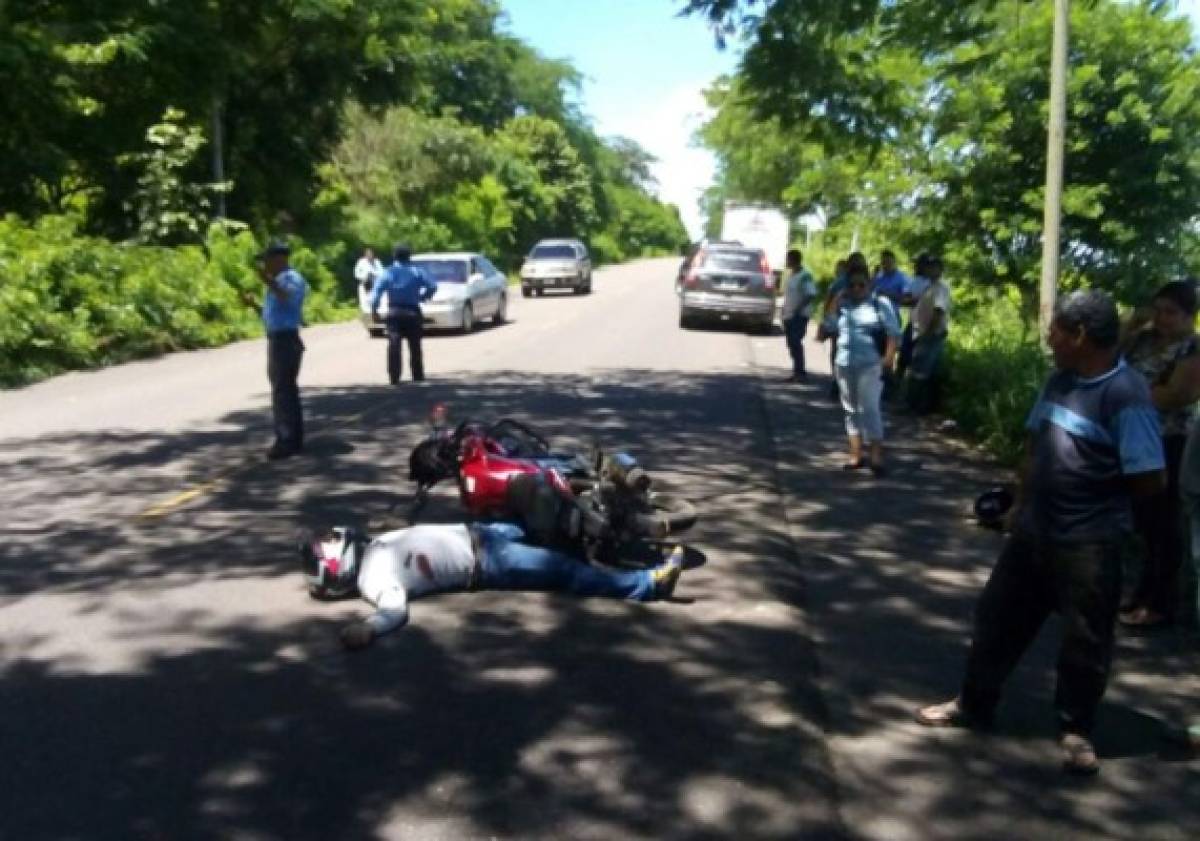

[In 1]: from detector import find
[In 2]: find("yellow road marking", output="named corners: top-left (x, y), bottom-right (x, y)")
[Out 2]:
top-left (135, 397), bottom-right (406, 520)
top-left (140, 482), bottom-right (223, 519)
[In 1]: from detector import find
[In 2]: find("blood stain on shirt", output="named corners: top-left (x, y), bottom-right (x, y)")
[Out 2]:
top-left (416, 553), bottom-right (434, 580)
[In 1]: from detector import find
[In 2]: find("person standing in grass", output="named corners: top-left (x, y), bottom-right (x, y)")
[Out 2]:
top-left (896, 253), bottom-right (931, 382)
top-left (1118, 280), bottom-right (1200, 629)
top-left (1172, 369), bottom-right (1200, 755)
top-left (906, 256), bottom-right (952, 415)
top-left (872, 249), bottom-right (909, 308)
top-left (916, 290), bottom-right (1165, 776)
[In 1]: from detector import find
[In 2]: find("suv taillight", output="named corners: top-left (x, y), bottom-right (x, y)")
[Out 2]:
top-left (684, 249), bottom-right (706, 289)
top-left (760, 255), bottom-right (775, 291)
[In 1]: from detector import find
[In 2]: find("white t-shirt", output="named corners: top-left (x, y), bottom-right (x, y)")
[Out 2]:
top-left (781, 269), bottom-right (818, 319)
top-left (356, 524), bottom-right (476, 635)
top-left (913, 281), bottom-right (951, 338)
top-left (906, 274), bottom-right (932, 307)
top-left (354, 256), bottom-right (384, 285)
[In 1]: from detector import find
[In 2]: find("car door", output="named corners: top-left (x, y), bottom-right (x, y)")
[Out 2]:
top-left (466, 257), bottom-right (487, 315)
top-left (478, 256), bottom-right (503, 311)
top-left (576, 242), bottom-right (591, 280)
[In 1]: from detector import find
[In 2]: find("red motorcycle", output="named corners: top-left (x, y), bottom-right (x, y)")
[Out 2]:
top-left (408, 405), bottom-right (697, 560)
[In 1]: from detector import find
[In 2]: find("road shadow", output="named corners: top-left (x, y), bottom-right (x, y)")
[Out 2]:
top-left (760, 371), bottom-right (1200, 840)
top-left (0, 368), bottom-right (848, 839)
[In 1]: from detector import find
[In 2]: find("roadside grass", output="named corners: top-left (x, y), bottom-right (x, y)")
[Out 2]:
top-left (0, 216), bottom-right (353, 388)
top-left (943, 298), bottom-right (1048, 466)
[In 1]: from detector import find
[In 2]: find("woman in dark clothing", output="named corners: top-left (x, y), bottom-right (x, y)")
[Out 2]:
top-left (1120, 280), bottom-right (1200, 627)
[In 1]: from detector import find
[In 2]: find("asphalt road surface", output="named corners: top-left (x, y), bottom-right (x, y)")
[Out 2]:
top-left (1, 258), bottom-right (1196, 840)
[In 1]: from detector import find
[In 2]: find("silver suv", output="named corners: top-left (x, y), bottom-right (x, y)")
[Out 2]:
top-left (521, 238), bottom-right (592, 297)
top-left (678, 245), bottom-right (777, 333)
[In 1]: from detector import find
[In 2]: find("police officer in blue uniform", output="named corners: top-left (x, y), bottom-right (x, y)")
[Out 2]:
top-left (371, 244), bottom-right (438, 384)
top-left (252, 241), bottom-right (307, 460)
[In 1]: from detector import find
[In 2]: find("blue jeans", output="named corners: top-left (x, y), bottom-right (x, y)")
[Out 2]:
top-left (474, 523), bottom-right (656, 601)
top-left (783, 316), bottom-right (809, 376)
top-left (906, 332), bottom-right (947, 414)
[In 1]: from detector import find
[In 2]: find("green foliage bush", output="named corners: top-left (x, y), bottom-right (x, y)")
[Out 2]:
top-left (321, 104), bottom-right (688, 272)
top-left (0, 215), bottom-right (351, 387)
top-left (943, 293), bottom-right (1049, 465)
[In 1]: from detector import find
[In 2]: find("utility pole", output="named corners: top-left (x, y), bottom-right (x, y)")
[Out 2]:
top-left (211, 95), bottom-right (227, 219)
top-left (1039, 0), bottom-right (1070, 340)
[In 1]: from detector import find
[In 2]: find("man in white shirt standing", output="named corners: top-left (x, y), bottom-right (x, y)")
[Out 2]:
top-left (896, 254), bottom-right (932, 381)
top-left (301, 523), bottom-right (686, 649)
top-left (354, 247), bottom-right (384, 291)
top-left (780, 248), bottom-right (818, 382)
top-left (906, 256), bottom-right (952, 414)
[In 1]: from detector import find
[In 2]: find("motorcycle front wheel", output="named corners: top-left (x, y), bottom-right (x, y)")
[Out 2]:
top-left (629, 493), bottom-right (698, 538)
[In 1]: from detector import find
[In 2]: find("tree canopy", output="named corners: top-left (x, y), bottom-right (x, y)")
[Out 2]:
top-left (691, 0), bottom-right (1200, 303)
top-left (0, 1), bottom-right (689, 386)
top-left (0, 0), bottom-right (687, 262)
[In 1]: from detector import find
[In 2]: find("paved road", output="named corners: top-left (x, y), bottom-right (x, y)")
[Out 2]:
top-left (1, 258), bottom-right (1196, 840)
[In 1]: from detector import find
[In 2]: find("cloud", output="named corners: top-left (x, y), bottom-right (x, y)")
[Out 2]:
top-left (592, 83), bottom-right (719, 240)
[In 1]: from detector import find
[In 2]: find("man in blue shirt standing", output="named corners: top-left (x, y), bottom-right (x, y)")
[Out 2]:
top-left (371, 244), bottom-right (438, 384)
top-left (873, 249), bottom-right (909, 307)
top-left (254, 241), bottom-right (307, 460)
top-left (916, 290), bottom-right (1165, 775)
top-left (780, 248), bottom-right (818, 381)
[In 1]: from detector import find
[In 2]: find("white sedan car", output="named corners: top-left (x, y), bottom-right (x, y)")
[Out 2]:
top-left (359, 251), bottom-right (509, 335)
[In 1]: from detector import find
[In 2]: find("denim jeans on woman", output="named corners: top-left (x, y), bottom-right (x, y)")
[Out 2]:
top-left (836, 363), bottom-right (885, 442)
top-left (474, 523), bottom-right (656, 601)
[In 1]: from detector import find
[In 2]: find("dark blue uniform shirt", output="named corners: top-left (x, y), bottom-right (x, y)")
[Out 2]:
top-left (371, 263), bottom-right (438, 314)
top-left (1020, 359), bottom-right (1164, 541)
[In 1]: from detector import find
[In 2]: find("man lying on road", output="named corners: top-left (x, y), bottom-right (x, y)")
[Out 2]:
top-left (301, 523), bottom-right (685, 649)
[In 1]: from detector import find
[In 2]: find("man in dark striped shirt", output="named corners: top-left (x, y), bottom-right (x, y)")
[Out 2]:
top-left (916, 290), bottom-right (1165, 775)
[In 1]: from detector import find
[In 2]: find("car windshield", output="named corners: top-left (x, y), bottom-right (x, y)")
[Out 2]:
top-left (702, 250), bottom-right (763, 272)
top-left (530, 245), bottom-right (576, 260)
top-left (412, 259), bottom-right (469, 283)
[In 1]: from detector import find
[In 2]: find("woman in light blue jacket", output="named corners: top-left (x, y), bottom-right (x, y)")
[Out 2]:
top-left (823, 264), bottom-right (902, 474)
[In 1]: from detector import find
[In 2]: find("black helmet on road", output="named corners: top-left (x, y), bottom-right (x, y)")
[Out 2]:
top-left (974, 486), bottom-right (1014, 529)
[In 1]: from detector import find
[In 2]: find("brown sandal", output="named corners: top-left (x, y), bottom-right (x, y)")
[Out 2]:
top-left (1060, 733), bottom-right (1100, 776)
top-left (916, 698), bottom-right (970, 728)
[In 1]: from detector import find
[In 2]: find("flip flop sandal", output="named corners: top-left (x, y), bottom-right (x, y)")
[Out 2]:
top-left (1119, 608), bottom-right (1168, 628)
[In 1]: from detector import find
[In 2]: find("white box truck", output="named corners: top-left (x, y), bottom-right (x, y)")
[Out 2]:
top-left (720, 202), bottom-right (790, 276)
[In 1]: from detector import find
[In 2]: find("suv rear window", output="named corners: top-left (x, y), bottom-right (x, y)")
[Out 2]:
top-left (531, 245), bottom-right (577, 259)
top-left (412, 259), bottom-right (468, 283)
top-left (699, 249), bottom-right (763, 272)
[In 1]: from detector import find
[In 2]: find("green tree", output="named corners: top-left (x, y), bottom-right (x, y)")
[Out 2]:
top-left (682, 0), bottom-right (1004, 144)
top-left (119, 108), bottom-right (230, 245)
top-left (496, 115), bottom-right (599, 241)
top-left (924, 0), bottom-right (1200, 301)
top-left (697, 0), bottom-right (1200, 301)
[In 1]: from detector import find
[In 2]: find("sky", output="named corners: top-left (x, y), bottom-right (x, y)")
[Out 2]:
top-left (499, 0), bottom-right (738, 238)
top-left (500, 1), bottom-right (1200, 241)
